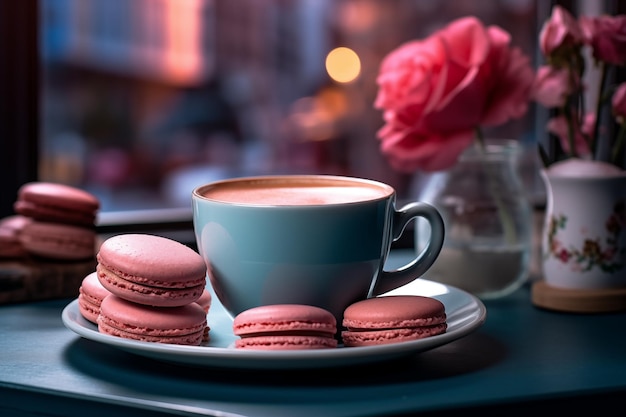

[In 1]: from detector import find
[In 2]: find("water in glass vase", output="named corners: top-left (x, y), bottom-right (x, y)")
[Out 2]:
top-left (423, 243), bottom-right (529, 298)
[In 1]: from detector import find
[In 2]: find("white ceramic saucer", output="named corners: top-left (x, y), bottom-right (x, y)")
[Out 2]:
top-left (62, 279), bottom-right (486, 370)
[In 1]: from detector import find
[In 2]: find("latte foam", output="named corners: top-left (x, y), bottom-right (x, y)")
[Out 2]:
top-left (200, 177), bottom-right (391, 206)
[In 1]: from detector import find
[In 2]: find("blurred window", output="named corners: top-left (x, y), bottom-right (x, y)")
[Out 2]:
top-left (38, 0), bottom-right (547, 218)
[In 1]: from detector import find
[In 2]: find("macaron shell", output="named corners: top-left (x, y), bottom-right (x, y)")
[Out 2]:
top-left (235, 335), bottom-right (338, 350)
top-left (98, 295), bottom-right (207, 345)
top-left (78, 272), bottom-right (112, 323)
top-left (99, 322), bottom-right (205, 345)
top-left (233, 304), bottom-right (337, 337)
top-left (342, 295), bottom-right (447, 330)
top-left (80, 272), bottom-right (111, 303)
top-left (97, 263), bottom-right (205, 307)
top-left (96, 234), bottom-right (206, 285)
top-left (341, 323), bottom-right (448, 347)
top-left (78, 295), bottom-right (101, 324)
top-left (19, 221), bottom-right (96, 260)
top-left (14, 182), bottom-right (99, 226)
top-left (195, 289), bottom-right (212, 313)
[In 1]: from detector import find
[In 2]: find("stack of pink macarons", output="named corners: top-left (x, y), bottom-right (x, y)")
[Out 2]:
top-left (78, 233), bottom-right (211, 346)
top-left (9, 182), bottom-right (100, 261)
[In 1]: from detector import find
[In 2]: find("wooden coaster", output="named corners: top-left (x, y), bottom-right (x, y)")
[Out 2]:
top-left (0, 258), bottom-right (96, 304)
top-left (531, 280), bottom-right (626, 313)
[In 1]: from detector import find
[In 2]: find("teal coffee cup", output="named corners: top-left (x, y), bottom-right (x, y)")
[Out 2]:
top-left (192, 175), bottom-right (444, 321)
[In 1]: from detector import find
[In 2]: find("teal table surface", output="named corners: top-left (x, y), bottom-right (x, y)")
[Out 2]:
top-left (1, 250), bottom-right (625, 417)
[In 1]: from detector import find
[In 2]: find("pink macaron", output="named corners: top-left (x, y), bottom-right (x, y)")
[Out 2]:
top-left (96, 234), bottom-right (207, 307)
top-left (78, 271), bottom-right (112, 323)
top-left (195, 288), bottom-right (212, 313)
top-left (341, 295), bottom-right (447, 347)
top-left (98, 295), bottom-right (207, 345)
top-left (193, 289), bottom-right (212, 342)
top-left (233, 304), bottom-right (338, 350)
top-left (14, 182), bottom-right (100, 227)
top-left (19, 221), bottom-right (97, 260)
top-left (0, 215), bottom-right (32, 258)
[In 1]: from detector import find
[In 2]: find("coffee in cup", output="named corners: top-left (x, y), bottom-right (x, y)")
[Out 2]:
top-left (192, 175), bottom-right (444, 321)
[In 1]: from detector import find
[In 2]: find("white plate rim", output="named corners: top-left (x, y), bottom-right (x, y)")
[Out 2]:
top-left (62, 279), bottom-right (486, 369)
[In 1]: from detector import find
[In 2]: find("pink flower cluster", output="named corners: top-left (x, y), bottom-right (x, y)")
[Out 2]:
top-left (374, 17), bottom-right (534, 172)
top-left (532, 6), bottom-right (626, 165)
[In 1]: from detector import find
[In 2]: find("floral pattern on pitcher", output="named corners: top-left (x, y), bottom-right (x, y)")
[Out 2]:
top-left (546, 201), bottom-right (626, 273)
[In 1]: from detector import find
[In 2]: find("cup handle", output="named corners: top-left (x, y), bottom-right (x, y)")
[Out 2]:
top-left (370, 201), bottom-right (444, 296)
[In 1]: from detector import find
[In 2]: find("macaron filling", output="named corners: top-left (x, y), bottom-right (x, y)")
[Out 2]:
top-left (235, 335), bottom-right (338, 350)
top-left (97, 264), bottom-right (205, 306)
top-left (97, 263), bottom-right (206, 289)
top-left (234, 321), bottom-right (337, 337)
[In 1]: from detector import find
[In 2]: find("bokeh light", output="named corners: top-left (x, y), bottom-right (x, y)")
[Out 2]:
top-left (325, 47), bottom-right (361, 83)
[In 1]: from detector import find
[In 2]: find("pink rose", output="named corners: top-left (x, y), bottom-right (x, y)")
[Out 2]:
top-left (532, 66), bottom-right (575, 108)
top-left (480, 25), bottom-right (535, 126)
top-left (539, 5), bottom-right (584, 57)
top-left (546, 112), bottom-right (595, 157)
top-left (613, 83), bottom-right (626, 119)
top-left (376, 122), bottom-right (474, 172)
top-left (374, 17), bottom-right (534, 172)
top-left (580, 14), bottom-right (626, 65)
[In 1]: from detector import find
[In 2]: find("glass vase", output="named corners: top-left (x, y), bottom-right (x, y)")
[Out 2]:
top-left (413, 140), bottom-right (533, 299)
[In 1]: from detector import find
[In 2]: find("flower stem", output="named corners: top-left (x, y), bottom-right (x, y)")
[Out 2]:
top-left (591, 62), bottom-right (608, 158)
top-left (564, 108), bottom-right (578, 158)
top-left (611, 122), bottom-right (626, 166)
